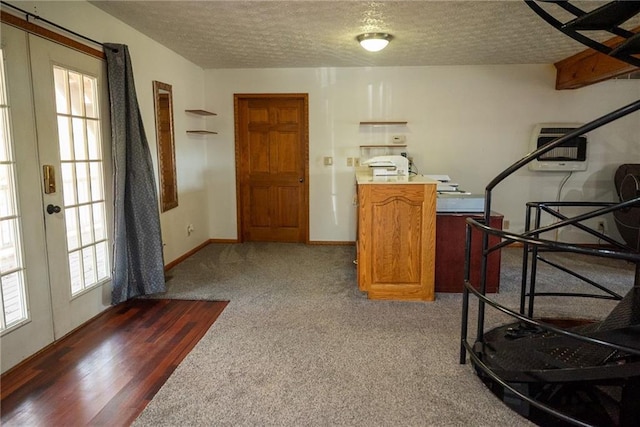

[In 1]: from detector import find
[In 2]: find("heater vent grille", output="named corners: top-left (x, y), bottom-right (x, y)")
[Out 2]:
top-left (528, 123), bottom-right (588, 172)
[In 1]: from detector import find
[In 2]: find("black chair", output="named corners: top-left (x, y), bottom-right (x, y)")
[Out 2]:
top-left (614, 164), bottom-right (640, 252)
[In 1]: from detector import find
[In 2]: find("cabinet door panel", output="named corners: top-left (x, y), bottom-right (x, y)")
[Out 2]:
top-left (371, 198), bottom-right (422, 283)
top-left (357, 184), bottom-right (436, 301)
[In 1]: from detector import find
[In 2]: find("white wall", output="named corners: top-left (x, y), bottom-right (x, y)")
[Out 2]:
top-left (204, 65), bottom-right (639, 243)
top-left (17, 2), bottom-right (640, 253)
top-left (20, 1), bottom-right (210, 264)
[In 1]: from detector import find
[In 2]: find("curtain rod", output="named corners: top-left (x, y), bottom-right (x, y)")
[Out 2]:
top-left (1, 0), bottom-right (114, 51)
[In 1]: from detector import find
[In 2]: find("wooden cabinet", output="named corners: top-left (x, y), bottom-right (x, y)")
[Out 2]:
top-left (435, 212), bottom-right (503, 293)
top-left (357, 182), bottom-right (437, 301)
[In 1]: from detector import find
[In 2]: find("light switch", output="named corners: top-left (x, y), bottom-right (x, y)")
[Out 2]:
top-left (324, 156), bottom-right (333, 166)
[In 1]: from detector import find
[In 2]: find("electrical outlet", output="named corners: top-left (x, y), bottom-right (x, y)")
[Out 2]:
top-left (354, 158), bottom-right (360, 167)
top-left (503, 219), bottom-right (510, 229)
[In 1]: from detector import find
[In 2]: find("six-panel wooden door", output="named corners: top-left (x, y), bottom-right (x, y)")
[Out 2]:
top-left (235, 94), bottom-right (309, 242)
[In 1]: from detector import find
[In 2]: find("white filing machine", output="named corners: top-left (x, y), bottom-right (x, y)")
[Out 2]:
top-left (363, 155), bottom-right (410, 176)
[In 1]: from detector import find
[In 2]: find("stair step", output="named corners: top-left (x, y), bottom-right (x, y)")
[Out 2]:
top-left (562, 1), bottom-right (640, 31)
top-left (610, 31), bottom-right (640, 56)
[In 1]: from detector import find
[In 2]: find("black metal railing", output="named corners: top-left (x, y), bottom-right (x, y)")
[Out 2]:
top-left (524, 0), bottom-right (640, 68)
top-left (459, 98), bottom-right (640, 425)
top-left (461, 2), bottom-right (640, 424)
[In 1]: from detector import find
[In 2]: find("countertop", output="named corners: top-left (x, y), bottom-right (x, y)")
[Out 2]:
top-left (355, 167), bottom-right (438, 185)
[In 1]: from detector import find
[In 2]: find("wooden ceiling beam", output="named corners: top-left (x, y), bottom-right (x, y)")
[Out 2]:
top-left (554, 25), bottom-right (640, 90)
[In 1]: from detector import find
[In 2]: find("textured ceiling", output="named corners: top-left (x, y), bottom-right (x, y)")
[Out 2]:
top-left (88, 1), bottom-right (638, 69)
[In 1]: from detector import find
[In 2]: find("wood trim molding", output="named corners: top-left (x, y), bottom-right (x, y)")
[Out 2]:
top-left (233, 95), bottom-right (243, 243)
top-left (209, 238), bottom-right (240, 244)
top-left (308, 240), bottom-right (355, 246)
top-left (164, 240), bottom-right (211, 271)
top-left (163, 239), bottom-right (241, 271)
top-left (163, 238), bottom-right (358, 272)
top-left (1, 10), bottom-right (104, 60)
top-left (554, 25), bottom-right (640, 90)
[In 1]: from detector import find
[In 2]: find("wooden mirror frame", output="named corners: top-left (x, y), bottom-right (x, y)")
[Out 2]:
top-left (152, 81), bottom-right (178, 212)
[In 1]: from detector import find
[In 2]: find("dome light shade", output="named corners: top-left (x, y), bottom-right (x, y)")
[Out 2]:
top-left (357, 33), bottom-right (393, 52)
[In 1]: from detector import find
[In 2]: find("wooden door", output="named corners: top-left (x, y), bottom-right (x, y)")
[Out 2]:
top-left (235, 94), bottom-right (309, 242)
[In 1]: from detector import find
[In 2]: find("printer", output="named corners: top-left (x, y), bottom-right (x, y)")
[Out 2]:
top-left (424, 174), bottom-right (485, 213)
top-left (363, 155), bottom-right (409, 176)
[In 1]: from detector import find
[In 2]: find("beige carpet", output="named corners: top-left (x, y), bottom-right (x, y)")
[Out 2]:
top-left (133, 243), bottom-right (634, 426)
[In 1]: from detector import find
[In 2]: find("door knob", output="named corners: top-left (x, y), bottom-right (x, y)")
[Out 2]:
top-left (46, 204), bottom-right (61, 215)
top-left (299, 178), bottom-right (304, 183)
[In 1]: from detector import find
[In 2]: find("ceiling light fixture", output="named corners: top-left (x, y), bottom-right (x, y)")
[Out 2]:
top-left (356, 33), bottom-right (393, 52)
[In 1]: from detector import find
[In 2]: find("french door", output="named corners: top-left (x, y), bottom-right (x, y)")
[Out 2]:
top-left (0, 24), bottom-right (112, 373)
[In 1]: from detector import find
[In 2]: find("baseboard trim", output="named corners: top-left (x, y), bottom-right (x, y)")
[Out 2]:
top-left (164, 239), bottom-right (357, 271)
top-left (308, 240), bottom-right (355, 246)
top-left (163, 239), bottom-right (612, 272)
top-left (209, 238), bottom-right (240, 244)
top-left (164, 239), bottom-right (242, 271)
top-left (164, 240), bottom-right (211, 271)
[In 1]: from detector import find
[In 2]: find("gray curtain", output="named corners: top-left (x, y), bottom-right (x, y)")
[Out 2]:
top-left (104, 43), bottom-right (165, 304)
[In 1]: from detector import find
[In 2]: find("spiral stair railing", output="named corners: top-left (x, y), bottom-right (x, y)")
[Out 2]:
top-left (460, 2), bottom-right (640, 426)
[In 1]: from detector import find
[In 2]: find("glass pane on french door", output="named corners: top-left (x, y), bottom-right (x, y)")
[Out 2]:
top-left (53, 66), bottom-right (109, 296)
top-left (0, 48), bottom-right (28, 331)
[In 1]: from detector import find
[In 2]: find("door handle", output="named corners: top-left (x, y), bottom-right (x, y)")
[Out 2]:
top-left (46, 204), bottom-right (61, 215)
top-left (299, 177), bottom-right (304, 183)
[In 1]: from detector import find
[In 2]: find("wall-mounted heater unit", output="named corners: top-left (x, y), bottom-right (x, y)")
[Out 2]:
top-left (528, 123), bottom-right (588, 172)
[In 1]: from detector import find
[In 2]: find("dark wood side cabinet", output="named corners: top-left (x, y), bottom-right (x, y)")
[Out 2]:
top-left (435, 212), bottom-right (503, 293)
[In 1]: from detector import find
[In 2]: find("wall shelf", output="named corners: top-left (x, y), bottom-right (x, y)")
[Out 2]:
top-left (359, 121), bottom-right (408, 126)
top-left (185, 109), bottom-right (217, 116)
top-left (186, 130), bottom-right (218, 135)
top-left (186, 109), bottom-right (217, 135)
top-left (360, 144), bottom-right (407, 148)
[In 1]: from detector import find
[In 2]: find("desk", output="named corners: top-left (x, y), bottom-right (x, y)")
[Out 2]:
top-left (435, 212), bottom-right (503, 293)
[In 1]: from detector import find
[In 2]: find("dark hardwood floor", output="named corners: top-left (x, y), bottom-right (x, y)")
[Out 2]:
top-left (1, 298), bottom-right (228, 426)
